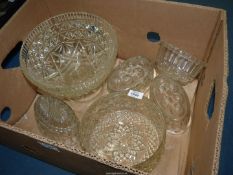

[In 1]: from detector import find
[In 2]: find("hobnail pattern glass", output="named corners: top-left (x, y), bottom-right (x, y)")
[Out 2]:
top-left (34, 95), bottom-right (79, 146)
top-left (20, 12), bottom-right (118, 99)
top-left (107, 56), bottom-right (154, 93)
top-left (155, 41), bottom-right (205, 85)
top-left (150, 75), bottom-right (190, 134)
top-left (79, 92), bottom-right (166, 172)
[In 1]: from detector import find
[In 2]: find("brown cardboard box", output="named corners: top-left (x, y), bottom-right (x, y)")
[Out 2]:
top-left (0, 0), bottom-right (228, 175)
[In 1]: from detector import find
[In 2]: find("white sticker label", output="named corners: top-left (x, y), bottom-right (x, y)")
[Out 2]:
top-left (128, 90), bottom-right (144, 99)
top-left (38, 141), bottom-right (60, 152)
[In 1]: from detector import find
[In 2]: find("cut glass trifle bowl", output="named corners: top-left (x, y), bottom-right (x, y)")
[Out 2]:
top-left (20, 12), bottom-right (118, 99)
top-left (79, 92), bottom-right (166, 172)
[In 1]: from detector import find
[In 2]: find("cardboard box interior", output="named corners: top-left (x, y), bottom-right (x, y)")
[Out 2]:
top-left (13, 58), bottom-right (198, 175)
top-left (0, 0), bottom-right (228, 175)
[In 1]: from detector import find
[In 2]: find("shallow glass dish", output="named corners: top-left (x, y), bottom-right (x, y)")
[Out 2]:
top-left (20, 12), bottom-right (118, 99)
top-left (155, 41), bottom-right (205, 85)
top-left (79, 92), bottom-right (166, 172)
top-left (107, 56), bottom-right (154, 93)
top-left (150, 75), bottom-right (191, 134)
top-left (34, 95), bottom-right (79, 146)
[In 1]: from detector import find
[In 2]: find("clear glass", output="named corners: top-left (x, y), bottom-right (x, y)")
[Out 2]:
top-left (155, 41), bottom-right (205, 85)
top-left (20, 12), bottom-right (118, 99)
top-left (150, 75), bottom-right (191, 134)
top-left (76, 85), bottom-right (104, 103)
top-left (34, 95), bottom-right (79, 146)
top-left (107, 56), bottom-right (154, 93)
top-left (79, 92), bottom-right (166, 172)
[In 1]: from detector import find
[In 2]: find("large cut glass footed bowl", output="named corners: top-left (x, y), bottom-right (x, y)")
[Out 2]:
top-left (20, 12), bottom-right (118, 99)
top-left (79, 92), bottom-right (166, 172)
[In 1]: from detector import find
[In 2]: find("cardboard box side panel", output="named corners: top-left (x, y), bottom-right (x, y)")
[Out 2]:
top-left (185, 18), bottom-right (227, 175)
top-left (43, 0), bottom-right (220, 60)
top-left (0, 69), bottom-right (36, 124)
top-left (196, 18), bottom-right (227, 175)
top-left (0, 0), bottom-right (50, 124)
top-left (0, 126), bottom-right (136, 175)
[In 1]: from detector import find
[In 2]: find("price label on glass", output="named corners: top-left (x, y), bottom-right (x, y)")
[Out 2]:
top-left (128, 90), bottom-right (144, 99)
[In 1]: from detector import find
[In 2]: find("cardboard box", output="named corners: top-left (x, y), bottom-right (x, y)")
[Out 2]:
top-left (0, 0), bottom-right (228, 175)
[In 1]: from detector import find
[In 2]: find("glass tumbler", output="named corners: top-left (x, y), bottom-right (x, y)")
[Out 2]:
top-left (34, 95), bottom-right (79, 146)
top-left (155, 41), bottom-right (205, 85)
top-left (79, 92), bottom-right (166, 172)
top-left (150, 75), bottom-right (191, 134)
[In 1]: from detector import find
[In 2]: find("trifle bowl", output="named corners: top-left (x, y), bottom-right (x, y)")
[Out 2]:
top-left (79, 92), bottom-right (166, 172)
top-left (20, 12), bottom-right (118, 99)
